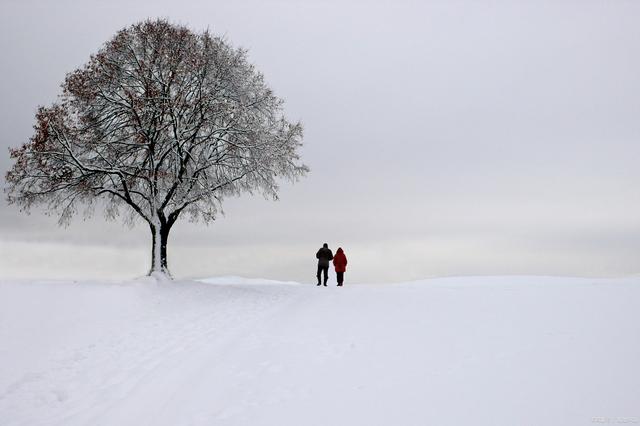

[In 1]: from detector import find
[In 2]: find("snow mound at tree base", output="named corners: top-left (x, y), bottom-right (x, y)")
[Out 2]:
top-left (0, 276), bottom-right (638, 426)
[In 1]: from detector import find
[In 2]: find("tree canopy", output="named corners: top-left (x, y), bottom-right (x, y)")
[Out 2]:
top-left (5, 19), bottom-right (308, 274)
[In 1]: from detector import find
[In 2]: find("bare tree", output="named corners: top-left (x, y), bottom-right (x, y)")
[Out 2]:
top-left (5, 19), bottom-right (308, 276)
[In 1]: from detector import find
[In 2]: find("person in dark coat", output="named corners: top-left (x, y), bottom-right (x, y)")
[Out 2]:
top-left (316, 243), bottom-right (333, 286)
top-left (332, 247), bottom-right (348, 286)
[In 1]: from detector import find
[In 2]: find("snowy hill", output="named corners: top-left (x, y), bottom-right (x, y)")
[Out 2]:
top-left (1, 276), bottom-right (639, 426)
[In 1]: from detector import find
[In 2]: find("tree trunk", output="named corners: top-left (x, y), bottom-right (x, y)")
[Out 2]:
top-left (150, 223), bottom-right (171, 275)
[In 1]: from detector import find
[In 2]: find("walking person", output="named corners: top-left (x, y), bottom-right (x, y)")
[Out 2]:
top-left (316, 243), bottom-right (333, 286)
top-left (333, 247), bottom-right (348, 286)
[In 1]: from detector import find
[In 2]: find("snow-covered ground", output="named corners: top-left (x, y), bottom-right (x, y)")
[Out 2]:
top-left (0, 276), bottom-right (639, 426)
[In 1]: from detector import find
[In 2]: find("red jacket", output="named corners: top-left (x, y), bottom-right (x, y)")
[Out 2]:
top-left (333, 248), bottom-right (348, 273)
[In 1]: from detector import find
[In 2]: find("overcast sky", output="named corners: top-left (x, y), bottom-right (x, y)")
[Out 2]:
top-left (0, 0), bottom-right (638, 283)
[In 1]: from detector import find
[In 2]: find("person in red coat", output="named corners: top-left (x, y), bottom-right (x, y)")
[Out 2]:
top-left (332, 247), bottom-right (348, 286)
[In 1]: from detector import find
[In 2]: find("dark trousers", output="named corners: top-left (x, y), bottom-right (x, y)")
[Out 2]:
top-left (317, 265), bottom-right (329, 284)
top-left (336, 271), bottom-right (344, 285)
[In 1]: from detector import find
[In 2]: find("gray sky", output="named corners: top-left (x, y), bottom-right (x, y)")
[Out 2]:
top-left (1, 0), bottom-right (639, 283)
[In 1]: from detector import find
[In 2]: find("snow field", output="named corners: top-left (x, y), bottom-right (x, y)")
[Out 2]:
top-left (1, 276), bottom-right (639, 425)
